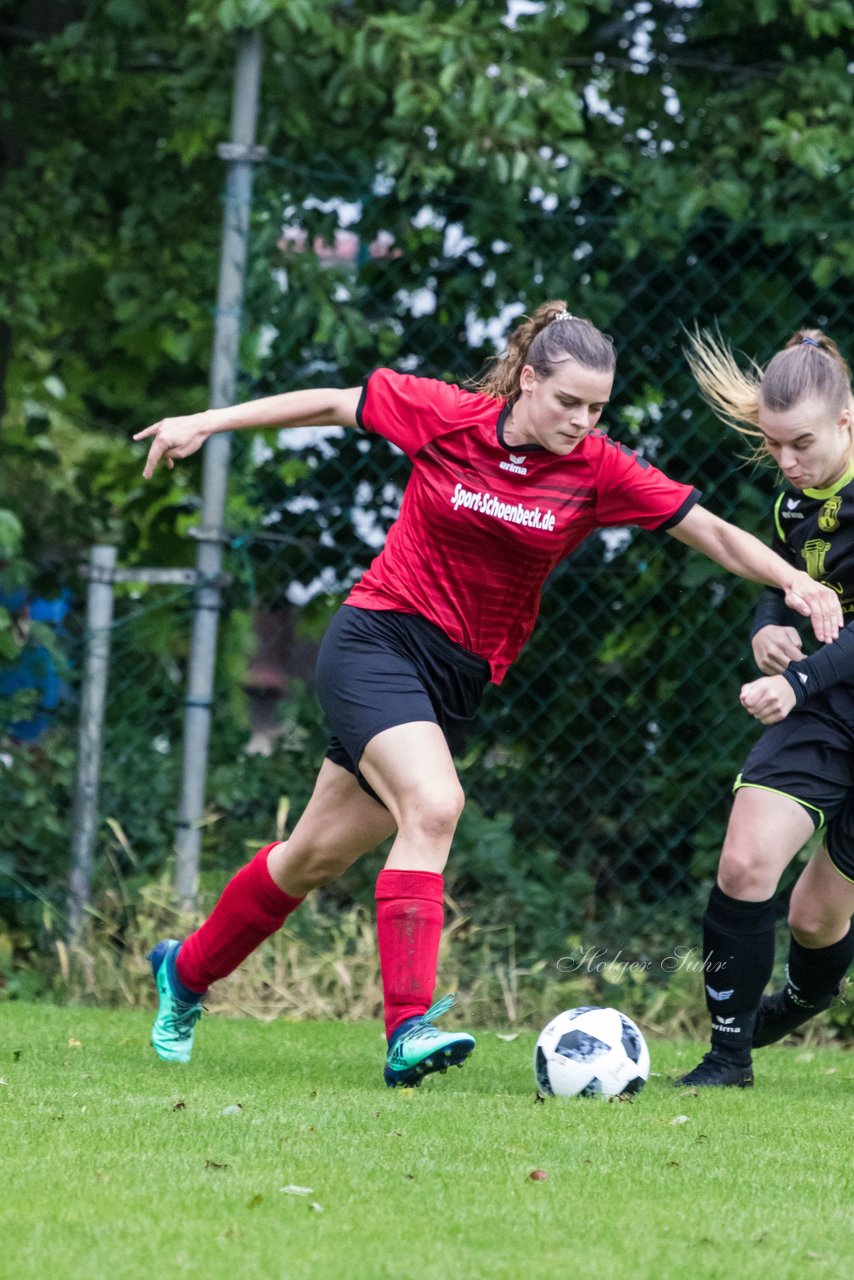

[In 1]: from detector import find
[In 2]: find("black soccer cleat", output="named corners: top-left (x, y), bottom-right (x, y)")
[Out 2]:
top-left (674, 1050), bottom-right (754, 1089)
top-left (752, 988), bottom-right (834, 1048)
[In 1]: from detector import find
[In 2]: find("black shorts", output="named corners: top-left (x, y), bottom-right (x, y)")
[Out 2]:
top-left (314, 605), bottom-right (491, 803)
top-left (734, 683), bottom-right (854, 882)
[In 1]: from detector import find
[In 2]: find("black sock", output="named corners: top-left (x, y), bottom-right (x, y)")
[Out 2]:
top-left (702, 884), bottom-right (777, 1062)
top-left (784, 926), bottom-right (854, 1009)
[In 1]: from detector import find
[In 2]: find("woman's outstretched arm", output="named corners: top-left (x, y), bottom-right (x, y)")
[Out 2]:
top-left (133, 386), bottom-right (362, 478)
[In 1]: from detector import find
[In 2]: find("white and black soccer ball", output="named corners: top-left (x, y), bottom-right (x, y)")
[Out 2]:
top-left (534, 1006), bottom-right (651, 1098)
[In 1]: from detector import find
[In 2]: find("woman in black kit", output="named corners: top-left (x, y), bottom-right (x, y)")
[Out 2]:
top-left (677, 328), bottom-right (854, 1089)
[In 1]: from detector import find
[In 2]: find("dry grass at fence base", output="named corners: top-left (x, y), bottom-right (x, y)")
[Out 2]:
top-left (38, 876), bottom-right (853, 1045)
top-left (47, 878), bottom-right (562, 1030)
top-left (52, 877), bottom-right (545, 1027)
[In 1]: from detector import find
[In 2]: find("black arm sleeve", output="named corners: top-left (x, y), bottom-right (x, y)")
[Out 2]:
top-left (749, 588), bottom-right (804, 640)
top-left (781, 622), bottom-right (854, 705)
top-left (749, 505), bottom-right (802, 640)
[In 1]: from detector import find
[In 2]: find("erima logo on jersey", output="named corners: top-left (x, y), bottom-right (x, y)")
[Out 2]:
top-left (499, 453), bottom-right (528, 475)
top-left (797, 671), bottom-right (808, 684)
top-left (786, 498), bottom-right (801, 509)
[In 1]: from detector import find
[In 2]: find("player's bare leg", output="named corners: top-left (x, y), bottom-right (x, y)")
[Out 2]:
top-left (753, 844), bottom-right (854, 1047)
top-left (151, 760), bottom-right (395, 1063)
top-left (267, 757), bottom-right (398, 894)
top-left (358, 722), bottom-right (476, 1086)
top-left (676, 787), bottom-right (813, 1087)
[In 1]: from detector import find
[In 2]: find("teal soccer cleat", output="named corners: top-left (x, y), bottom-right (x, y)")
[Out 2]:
top-left (149, 939), bottom-right (203, 1064)
top-left (384, 994), bottom-right (475, 1088)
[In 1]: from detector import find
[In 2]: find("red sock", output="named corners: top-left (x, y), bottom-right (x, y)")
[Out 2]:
top-left (375, 868), bottom-right (444, 1039)
top-left (176, 844), bottom-right (304, 992)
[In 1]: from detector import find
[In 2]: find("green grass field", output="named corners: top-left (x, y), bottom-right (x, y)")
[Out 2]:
top-left (2, 1003), bottom-right (852, 1280)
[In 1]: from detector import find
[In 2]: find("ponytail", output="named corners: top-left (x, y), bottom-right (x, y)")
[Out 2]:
top-left (474, 301), bottom-right (616, 400)
top-left (683, 326), bottom-right (763, 440)
top-left (685, 324), bottom-right (853, 464)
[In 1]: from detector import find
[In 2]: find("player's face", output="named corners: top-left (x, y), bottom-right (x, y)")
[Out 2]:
top-left (515, 361), bottom-right (614, 455)
top-left (759, 396), bottom-right (853, 491)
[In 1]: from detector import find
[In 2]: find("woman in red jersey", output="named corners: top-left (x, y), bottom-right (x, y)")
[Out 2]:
top-left (134, 302), bottom-right (842, 1086)
top-left (675, 327), bottom-right (854, 1090)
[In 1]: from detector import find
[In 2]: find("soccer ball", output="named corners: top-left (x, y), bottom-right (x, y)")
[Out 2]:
top-left (534, 1006), bottom-right (650, 1098)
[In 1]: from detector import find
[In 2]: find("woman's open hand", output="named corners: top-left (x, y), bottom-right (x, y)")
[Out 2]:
top-left (133, 412), bottom-right (215, 479)
top-left (783, 572), bottom-right (842, 645)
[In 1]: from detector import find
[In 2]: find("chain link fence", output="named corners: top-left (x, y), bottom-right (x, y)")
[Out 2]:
top-left (2, 158), bottom-right (851, 998)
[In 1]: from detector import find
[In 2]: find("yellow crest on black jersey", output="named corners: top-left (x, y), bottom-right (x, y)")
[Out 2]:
top-left (802, 538), bottom-right (831, 579)
top-left (818, 495), bottom-right (842, 533)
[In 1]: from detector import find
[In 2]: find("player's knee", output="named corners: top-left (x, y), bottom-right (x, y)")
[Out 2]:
top-left (401, 782), bottom-right (465, 843)
top-left (789, 917), bottom-right (829, 947)
top-left (717, 843), bottom-right (778, 898)
top-left (787, 898), bottom-right (844, 944)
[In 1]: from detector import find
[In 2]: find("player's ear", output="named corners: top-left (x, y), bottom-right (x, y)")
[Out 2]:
top-left (519, 364), bottom-right (536, 394)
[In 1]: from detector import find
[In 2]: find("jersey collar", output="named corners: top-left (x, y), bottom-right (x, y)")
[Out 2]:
top-left (496, 399), bottom-right (547, 452)
top-left (803, 462), bottom-right (854, 500)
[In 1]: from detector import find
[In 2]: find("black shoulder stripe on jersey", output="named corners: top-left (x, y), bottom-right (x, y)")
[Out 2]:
top-left (596, 433), bottom-right (651, 469)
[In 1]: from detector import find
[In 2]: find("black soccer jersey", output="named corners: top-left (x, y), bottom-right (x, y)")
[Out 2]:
top-left (752, 463), bottom-right (854, 635)
top-left (772, 464), bottom-right (854, 610)
top-left (751, 462), bottom-right (854, 703)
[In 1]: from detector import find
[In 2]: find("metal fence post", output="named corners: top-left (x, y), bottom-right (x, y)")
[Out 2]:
top-left (67, 544), bottom-right (116, 939)
top-left (174, 31), bottom-right (265, 905)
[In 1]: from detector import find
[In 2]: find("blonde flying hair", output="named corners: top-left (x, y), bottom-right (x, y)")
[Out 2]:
top-left (684, 325), bottom-right (853, 464)
top-left (474, 300), bottom-right (616, 399)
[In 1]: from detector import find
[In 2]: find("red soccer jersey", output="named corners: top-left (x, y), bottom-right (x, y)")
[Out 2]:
top-left (345, 368), bottom-right (700, 682)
